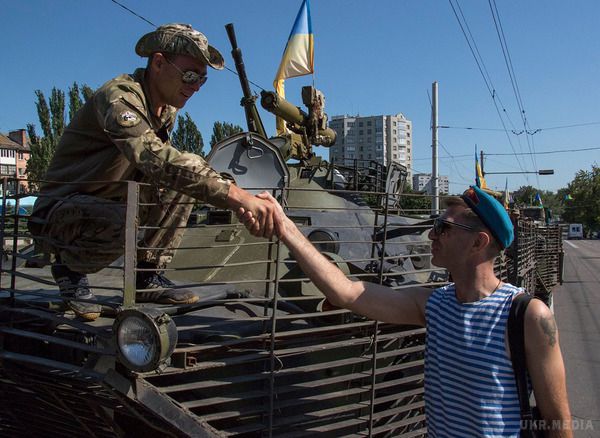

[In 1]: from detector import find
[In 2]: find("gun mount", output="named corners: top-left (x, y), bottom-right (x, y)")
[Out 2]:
top-left (261, 88), bottom-right (336, 161)
top-left (225, 23), bottom-right (335, 162)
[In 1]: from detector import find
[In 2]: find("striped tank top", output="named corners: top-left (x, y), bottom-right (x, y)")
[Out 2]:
top-left (424, 283), bottom-right (523, 437)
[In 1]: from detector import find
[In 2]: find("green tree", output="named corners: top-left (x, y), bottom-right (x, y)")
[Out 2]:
top-left (81, 84), bottom-right (94, 102)
top-left (26, 83), bottom-right (92, 190)
top-left (561, 165), bottom-right (600, 234)
top-left (400, 182), bottom-right (432, 215)
top-left (210, 121), bottom-right (244, 147)
top-left (511, 185), bottom-right (559, 209)
top-left (172, 112), bottom-right (204, 156)
top-left (26, 88), bottom-right (65, 190)
top-left (512, 185), bottom-right (538, 206)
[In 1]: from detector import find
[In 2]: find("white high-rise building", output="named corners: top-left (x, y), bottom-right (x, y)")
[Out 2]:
top-left (412, 173), bottom-right (449, 195)
top-left (328, 113), bottom-right (413, 179)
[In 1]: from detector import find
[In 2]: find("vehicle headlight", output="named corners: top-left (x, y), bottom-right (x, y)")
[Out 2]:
top-left (113, 308), bottom-right (178, 372)
top-left (308, 229), bottom-right (340, 254)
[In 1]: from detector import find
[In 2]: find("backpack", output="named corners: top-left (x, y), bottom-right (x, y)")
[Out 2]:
top-left (508, 292), bottom-right (545, 437)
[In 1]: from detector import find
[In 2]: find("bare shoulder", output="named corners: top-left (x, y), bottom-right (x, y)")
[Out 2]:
top-left (524, 298), bottom-right (559, 348)
top-left (414, 286), bottom-right (436, 302)
top-left (399, 285), bottom-right (435, 306)
top-left (357, 284), bottom-right (434, 326)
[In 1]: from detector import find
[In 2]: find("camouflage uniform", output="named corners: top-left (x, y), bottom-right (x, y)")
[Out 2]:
top-left (29, 68), bottom-right (231, 273)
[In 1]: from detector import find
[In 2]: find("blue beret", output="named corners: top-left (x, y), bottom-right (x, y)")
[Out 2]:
top-left (461, 186), bottom-right (514, 249)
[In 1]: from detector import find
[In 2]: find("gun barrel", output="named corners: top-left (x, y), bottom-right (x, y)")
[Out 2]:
top-left (225, 23), bottom-right (266, 138)
top-left (260, 91), bottom-right (306, 125)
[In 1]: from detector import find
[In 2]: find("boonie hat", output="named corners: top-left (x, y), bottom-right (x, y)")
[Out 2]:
top-left (136, 23), bottom-right (224, 70)
top-left (461, 185), bottom-right (514, 249)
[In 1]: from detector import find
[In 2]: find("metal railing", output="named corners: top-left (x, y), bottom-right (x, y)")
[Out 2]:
top-left (0, 175), bottom-right (564, 437)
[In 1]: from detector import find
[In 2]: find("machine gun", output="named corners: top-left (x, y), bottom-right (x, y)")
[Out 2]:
top-left (225, 23), bottom-right (336, 161)
top-left (261, 88), bottom-right (336, 160)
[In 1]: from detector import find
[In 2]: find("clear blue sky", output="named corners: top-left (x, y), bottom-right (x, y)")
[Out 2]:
top-left (1, 0), bottom-right (599, 194)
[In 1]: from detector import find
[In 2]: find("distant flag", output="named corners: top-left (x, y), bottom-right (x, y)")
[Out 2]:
top-left (503, 179), bottom-right (510, 209)
top-left (534, 192), bottom-right (543, 206)
top-left (273, 0), bottom-right (314, 134)
top-left (564, 194), bottom-right (573, 201)
top-left (475, 151), bottom-right (487, 189)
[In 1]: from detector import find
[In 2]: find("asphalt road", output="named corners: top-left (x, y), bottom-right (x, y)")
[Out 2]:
top-left (554, 239), bottom-right (600, 437)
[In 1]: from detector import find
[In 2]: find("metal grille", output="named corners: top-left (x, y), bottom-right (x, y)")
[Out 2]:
top-left (149, 322), bottom-right (427, 437)
top-left (0, 364), bottom-right (122, 437)
top-left (509, 219), bottom-right (537, 294)
top-left (0, 175), bottom-right (565, 437)
top-left (533, 225), bottom-right (562, 304)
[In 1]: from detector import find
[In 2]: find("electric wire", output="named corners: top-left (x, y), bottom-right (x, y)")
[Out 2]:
top-left (485, 146), bottom-right (600, 156)
top-left (488, 0), bottom-right (540, 187)
top-left (109, 0), bottom-right (267, 93)
top-left (448, 0), bottom-right (530, 182)
top-left (440, 121), bottom-right (600, 132)
top-left (416, 145), bottom-right (599, 161)
top-left (111, 0), bottom-right (156, 27)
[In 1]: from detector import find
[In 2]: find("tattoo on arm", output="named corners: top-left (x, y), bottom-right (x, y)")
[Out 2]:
top-left (540, 315), bottom-right (557, 347)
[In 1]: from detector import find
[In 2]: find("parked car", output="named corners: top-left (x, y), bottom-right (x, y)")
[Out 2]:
top-left (567, 223), bottom-right (584, 239)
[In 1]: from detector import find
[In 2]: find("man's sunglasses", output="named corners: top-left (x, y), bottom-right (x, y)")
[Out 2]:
top-left (164, 57), bottom-right (208, 86)
top-left (432, 218), bottom-right (476, 235)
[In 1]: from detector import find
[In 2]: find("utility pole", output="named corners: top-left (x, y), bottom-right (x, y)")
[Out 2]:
top-left (480, 149), bottom-right (485, 177)
top-left (431, 81), bottom-right (439, 215)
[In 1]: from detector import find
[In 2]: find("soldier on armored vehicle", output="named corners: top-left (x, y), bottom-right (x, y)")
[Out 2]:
top-left (28, 23), bottom-right (277, 321)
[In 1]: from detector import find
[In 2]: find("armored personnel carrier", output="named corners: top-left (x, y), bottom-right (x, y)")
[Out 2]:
top-left (0, 24), bottom-right (439, 437)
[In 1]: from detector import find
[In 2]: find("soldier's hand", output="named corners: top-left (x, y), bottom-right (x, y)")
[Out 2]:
top-left (238, 192), bottom-right (277, 238)
top-left (237, 192), bottom-right (286, 239)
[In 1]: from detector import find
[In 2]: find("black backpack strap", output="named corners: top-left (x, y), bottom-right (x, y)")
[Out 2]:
top-left (508, 292), bottom-right (534, 428)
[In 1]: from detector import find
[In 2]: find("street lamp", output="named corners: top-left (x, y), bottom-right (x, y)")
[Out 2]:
top-left (479, 151), bottom-right (554, 176)
top-left (483, 169), bottom-right (554, 175)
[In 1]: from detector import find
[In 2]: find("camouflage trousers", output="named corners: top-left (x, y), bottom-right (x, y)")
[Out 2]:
top-left (35, 186), bottom-right (193, 274)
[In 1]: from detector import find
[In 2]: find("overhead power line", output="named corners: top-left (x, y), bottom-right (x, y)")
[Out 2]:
top-left (484, 146), bottom-right (600, 156)
top-left (109, 0), bottom-right (266, 91)
top-left (415, 145), bottom-right (600, 162)
top-left (439, 121), bottom-right (600, 133)
top-left (488, 0), bottom-right (540, 186)
top-left (447, 0), bottom-right (529, 180)
top-left (538, 121), bottom-right (600, 131)
top-left (111, 0), bottom-right (156, 27)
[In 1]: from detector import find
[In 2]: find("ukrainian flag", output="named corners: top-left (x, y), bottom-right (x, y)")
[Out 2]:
top-left (273, 0), bottom-right (314, 102)
top-left (475, 152), bottom-right (488, 189)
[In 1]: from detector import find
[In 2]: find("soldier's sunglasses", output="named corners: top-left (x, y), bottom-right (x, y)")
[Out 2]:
top-left (432, 218), bottom-right (476, 235)
top-left (165, 57), bottom-right (208, 86)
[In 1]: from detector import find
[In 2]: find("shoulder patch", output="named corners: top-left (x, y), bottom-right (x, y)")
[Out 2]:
top-left (118, 110), bottom-right (141, 127)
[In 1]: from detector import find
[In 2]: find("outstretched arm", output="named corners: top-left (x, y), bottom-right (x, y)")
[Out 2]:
top-left (239, 192), bottom-right (432, 326)
top-left (525, 299), bottom-right (572, 437)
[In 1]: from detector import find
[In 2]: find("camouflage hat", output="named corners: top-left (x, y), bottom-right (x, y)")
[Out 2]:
top-left (135, 23), bottom-right (224, 70)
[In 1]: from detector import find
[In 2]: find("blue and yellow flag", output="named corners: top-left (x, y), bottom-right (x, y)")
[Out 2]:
top-left (534, 192), bottom-right (543, 206)
top-left (273, 0), bottom-right (314, 134)
top-left (475, 152), bottom-right (487, 189)
top-left (564, 194), bottom-right (573, 201)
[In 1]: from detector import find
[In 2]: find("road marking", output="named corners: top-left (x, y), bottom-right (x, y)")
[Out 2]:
top-left (564, 240), bottom-right (578, 248)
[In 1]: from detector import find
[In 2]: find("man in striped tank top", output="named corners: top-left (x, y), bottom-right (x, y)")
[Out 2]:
top-left (239, 185), bottom-right (572, 437)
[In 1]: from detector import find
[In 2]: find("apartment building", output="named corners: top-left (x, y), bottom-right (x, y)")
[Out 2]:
top-left (329, 113), bottom-right (413, 179)
top-left (412, 173), bottom-right (449, 194)
top-left (0, 129), bottom-right (30, 194)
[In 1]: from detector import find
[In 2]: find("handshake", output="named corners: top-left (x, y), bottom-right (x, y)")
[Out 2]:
top-left (236, 191), bottom-right (289, 240)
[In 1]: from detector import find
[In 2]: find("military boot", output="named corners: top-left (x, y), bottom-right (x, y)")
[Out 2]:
top-left (51, 264), bottom-right (102, 321)
top-left (136, 262), bottom-right (199, 304)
